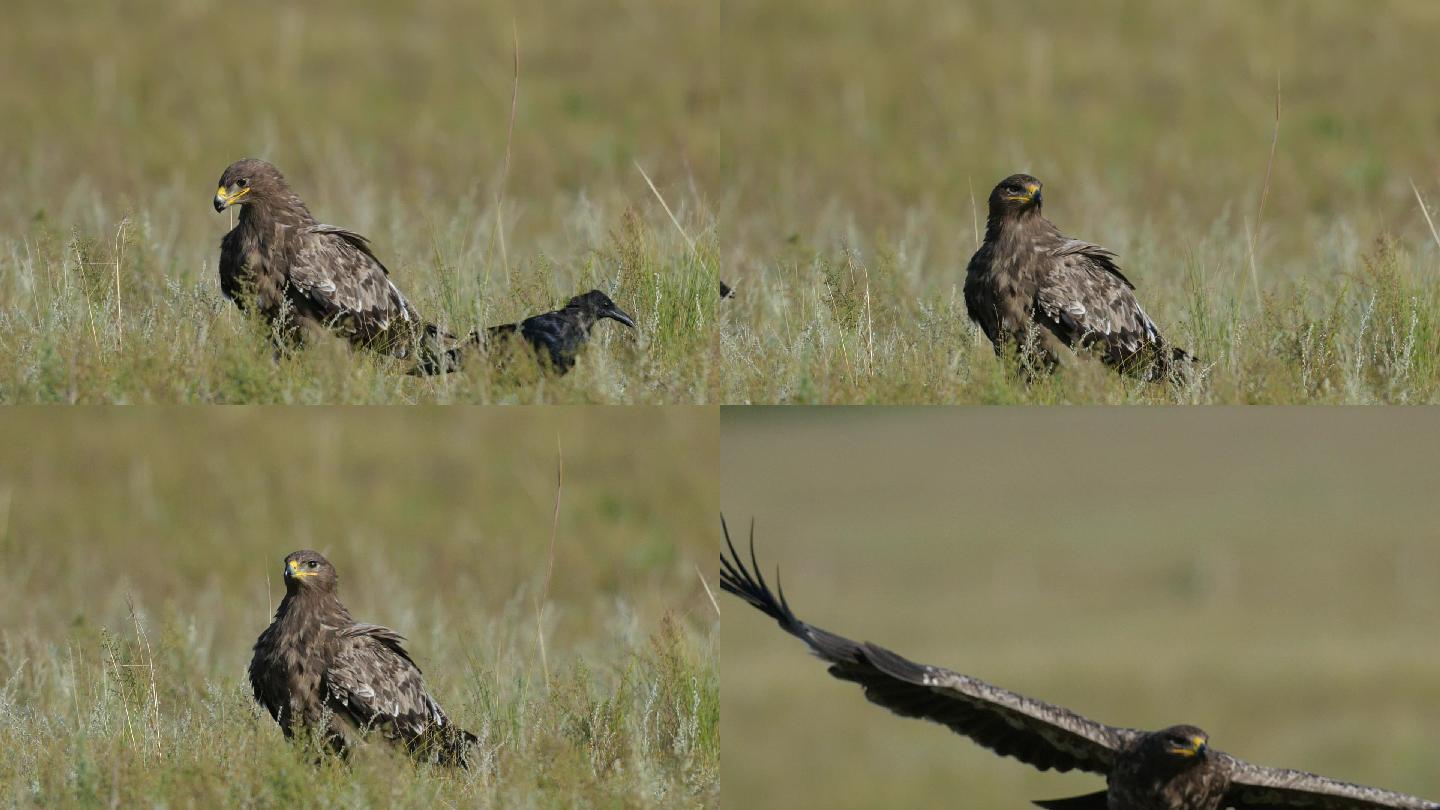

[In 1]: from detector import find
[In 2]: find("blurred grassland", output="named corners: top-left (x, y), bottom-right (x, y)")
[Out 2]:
top-left (721, 408), bottom-right (1440, 807)
top-left (0, 0), bottom-right (718, 403)
top-left (0, 408), bottom-right (719, 807)
top-left (719, 0), bottom-right (1440, 403)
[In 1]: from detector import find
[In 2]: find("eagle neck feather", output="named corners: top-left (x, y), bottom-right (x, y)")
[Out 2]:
top-left (984, 209), bottom-right (1056, 252)
top-left (275, 588), bottom-right (352, 639)
top-left (236, 191), bottom-right (316, 234)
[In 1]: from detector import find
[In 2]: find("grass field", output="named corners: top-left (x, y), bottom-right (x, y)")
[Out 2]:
top-left (0, 408), bottom-right (719, 807)
top-left (719, 0), bottom-right (1440, 403)
top-left (721, 408), bottom-right (1440, 807)
top-left (0, 0), bottom-right (717, 403)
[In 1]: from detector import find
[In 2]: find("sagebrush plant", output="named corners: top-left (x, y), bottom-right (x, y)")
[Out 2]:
top-left (0, 204), bottom-right (716, 404)
top-left (0, 603), bottom-right (718, 808)
top-left (721, 234), bottom-right (1439, 404)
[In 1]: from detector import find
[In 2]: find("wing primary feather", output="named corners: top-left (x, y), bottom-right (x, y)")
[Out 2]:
top-left (719, 516), bottom-right (1131, 777)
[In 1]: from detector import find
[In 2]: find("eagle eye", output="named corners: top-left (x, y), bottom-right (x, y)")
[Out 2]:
top-left (307, 560), bottom-right (318, 568)
top-left (239, 178), bottom-right (249, 187)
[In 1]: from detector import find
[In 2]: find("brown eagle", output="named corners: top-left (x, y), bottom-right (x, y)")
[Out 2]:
top-left (249, 550), bottom-right (476, 765)
top-left (721, 519), bottom-right (1437, 810)
top-left (214, 158), bottom-right (451, 369)
top-left (964, 174), bottom-right (1191, 381)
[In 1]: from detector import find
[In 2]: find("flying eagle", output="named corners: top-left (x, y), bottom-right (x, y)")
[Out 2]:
top-left (214, 158), bottom-right (451, 369)
top-left (249, 550), bottom-right (476, 765)
top-left (720, 520), bottom-right (1437, 810)
top-left (964, 174), bottom-right (1191, 381)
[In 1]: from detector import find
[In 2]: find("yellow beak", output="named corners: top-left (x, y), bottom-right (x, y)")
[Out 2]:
top-left (285, 559), bottom-right (316, 579)
top-left (1003, 183), bottom-right (1041, 204)
top-left (214, 185), bottom-right (250, 211)
top-left (1168, 737), bottom-right (1207, 757)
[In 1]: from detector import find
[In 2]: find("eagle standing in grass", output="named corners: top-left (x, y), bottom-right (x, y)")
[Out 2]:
top-left (213, 158), bottom-right (450, 369)
top-left (721, 519), bottom-right (1438, 810)
top-left (964, 174), bottom-right (1192, 381)
top-left (249, 550), bottom-right (476, 765)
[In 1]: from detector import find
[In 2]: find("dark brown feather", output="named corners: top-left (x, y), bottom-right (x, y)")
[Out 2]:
top-left (964, 173), bottom-right (1192, 382)
top-left (215, 159), bottom-right (454, 369)
top-left (722, 518), bottom-right (1438, 810)
top-left (248, 550), bottom-right (475, 765)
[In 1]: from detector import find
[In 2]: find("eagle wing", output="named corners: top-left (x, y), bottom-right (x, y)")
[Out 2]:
top-left (720, 518), bottom-right (1140, 774)
top-left (1220, 753), bottom-right (1439, 809)
top-left (285, 224), bottom-right (419, 340)
top-left (323, 623), bottom-right (450, 743)
top-left (1033, 239), bottom-right (1166, 363)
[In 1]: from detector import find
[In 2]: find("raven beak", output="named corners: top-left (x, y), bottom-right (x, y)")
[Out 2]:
top-left (607, 305), bottom-right (636, 329)
top-left (214, 185), bottom-right (249, 212)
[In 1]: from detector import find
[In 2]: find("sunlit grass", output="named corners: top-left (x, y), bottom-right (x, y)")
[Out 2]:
top-left (0, 0), bottom-right (718, 403)
top-left (718, 0), bottom-right (1440, 403)
top-left (0, 409), bottom-right (719, 806)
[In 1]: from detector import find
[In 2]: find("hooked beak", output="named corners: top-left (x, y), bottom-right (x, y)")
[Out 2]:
top-left (1169, 736), bottom-right (1208, 758)
top-left (214, 185), bottom-right (250, 212)
top-left (1004, 182), bottom-right (1042, 206)
top-left (606, 305), bottom-right (636, 329)
top-left (285, 559), bottom-right (316, 580)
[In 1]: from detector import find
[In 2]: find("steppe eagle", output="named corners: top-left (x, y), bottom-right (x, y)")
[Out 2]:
top-left (964, 174), bottom-right (1192, 382)
top-left (249, 550), bottom-right (476, 765)
top-left (213, 158), bottom-right (451, 369)
top-left (720, 519), bottom-right (1437, 810)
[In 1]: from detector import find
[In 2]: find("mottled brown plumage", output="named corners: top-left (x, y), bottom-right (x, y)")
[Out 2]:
top-left (964, 173), bottom-right (1191, 381)
top-left (721, 519), bottom-right (1437, 810)
top-left (214, 159), bottom-right (452, 369)
top-left (249, 550), bottom-right (475, 765)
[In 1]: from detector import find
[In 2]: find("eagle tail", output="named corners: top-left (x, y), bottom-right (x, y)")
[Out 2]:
top-left (1145, 343), bottom-right (1198, 384)
top-left (1032, 790), bottom-right (1110, 809)
top-left (415, 723), bottom-right (479, 767)
top-left (407, 325), bottom-right (483, 376)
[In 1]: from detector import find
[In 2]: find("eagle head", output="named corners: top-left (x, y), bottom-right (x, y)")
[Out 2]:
top-left (215, 158), bottom-right (287, 212)
top-left (568, 289), bottom-right (636, 329)
top-left (1147, 724), bottom-right (1210, 765)
top-left (282, 549), bottom-right (338, 593)
top-left (988, 173), bottom-right (1043, 216)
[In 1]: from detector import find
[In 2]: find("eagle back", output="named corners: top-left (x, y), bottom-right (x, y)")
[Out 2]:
top-left (284, 224), bottom-right (418, 344)
top-left (322, 623), bottom-right (447, 744)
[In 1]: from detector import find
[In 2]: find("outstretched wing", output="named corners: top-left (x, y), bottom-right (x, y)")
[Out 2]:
top-left (1033, 239), bottom-right (1168, 366)
top-left (323, 623), bottom-right (450, 743)
top-left (285, 224), bottom-right (419, 342)
top-left (1220, 753), bottom-right (1439, 810)
top-left (720, 517), bottom-right (1139, 775)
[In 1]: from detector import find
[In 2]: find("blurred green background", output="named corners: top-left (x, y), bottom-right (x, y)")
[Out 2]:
top-left (0, 407), bottom-right (718, 806)
top-left (719, 0), bottom-right (1440, 402)
top-left (721, 408), bottom-right (1440, 806)
top-left (0, 0), bottom-right (717, 402)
